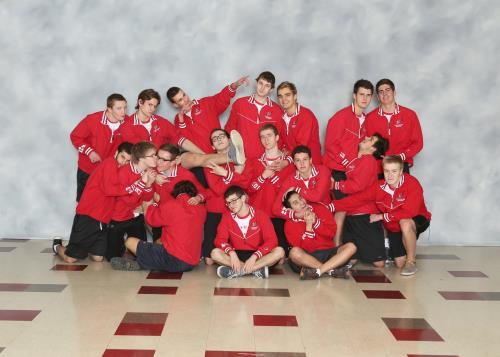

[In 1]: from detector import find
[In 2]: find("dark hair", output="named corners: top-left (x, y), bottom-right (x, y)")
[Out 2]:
top-left (259, 123), bottom-right (278, 136)
top-left (376, 78), bottom-right (395, 92)
top-left (282, 190), bottom-right (299, 209)
top-left (106, 93), bottom-right (127, 108)
top-left (166, 87), bottom-right (181, 103)
top-left (131, 141), bottom-right (157, 163)
top-left (117, 141), bottom-right (133, 155)
top-left (158, 143), bottom-right (181, 159)
top-left (171, 180), bottom-right (198, 198)
top-left (277, 81), bottom-right (297, 95)
top-left (209, 128), bottom-right (230, 145)
top-left (135, 89), bottom-right (161, 110)
top-left (382, 154), bottom-right (404, 169)
top-left (256, 71), bottom-right (276, 89)
top-left (353, 79), bottom-right (374, 94)
top-left (292, 145), bottom-right (311, 159)
top-left (224, 185), bottom-right (246, 200)
top-left (371, 133), bottom-right (389, 160)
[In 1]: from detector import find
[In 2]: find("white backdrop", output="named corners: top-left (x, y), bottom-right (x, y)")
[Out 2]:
top-left (1, 0), bottom-right (499, 245)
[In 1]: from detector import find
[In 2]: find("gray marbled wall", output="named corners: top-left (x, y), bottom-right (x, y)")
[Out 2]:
top-left (1, 0), bottom-right (499, 244)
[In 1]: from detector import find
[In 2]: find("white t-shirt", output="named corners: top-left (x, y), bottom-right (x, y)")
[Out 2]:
top-left (234, 214), bottom-right (252, 237)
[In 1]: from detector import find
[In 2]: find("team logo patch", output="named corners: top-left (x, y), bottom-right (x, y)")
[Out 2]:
top-left (311, 179), bottom-right (317, 188)
top-left (396, 193), bottom-right (405, 202)
top-left (194, 108), bottom-right (201, 115)
top-left (153, 125), bottom-right (160, 132)
top-left (394, 119), bottom-right (403, 128)
top-left (251, 222), bottom-right (258, 230)
top-left (265, 111), bottom-right (272, 119)
top-left (292, 121), bottom-right (297, 128)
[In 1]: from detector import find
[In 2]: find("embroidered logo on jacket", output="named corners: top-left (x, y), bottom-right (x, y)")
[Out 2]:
top-left (250, 222), bottom-right (258, 230)
top-left (394, 119), bottom-right (403, 128)
top-left (265, 111), bottom-right (272, 119)
top-left (194, 108), bottom-right (201, 115)
top-left (396, 193), bottom-right (406, 202)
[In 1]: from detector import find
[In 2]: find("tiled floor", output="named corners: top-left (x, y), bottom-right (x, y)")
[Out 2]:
top-left (0, 239), bottom-right (499, 357)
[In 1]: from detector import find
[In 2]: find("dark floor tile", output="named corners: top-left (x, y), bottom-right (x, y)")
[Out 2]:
top-left (269, 267), bottom-right (285, 275)
top-left (115, 322), bottom-right (165, 336)
top-left (352, 269), bottom-right (391, 283)
top-left (439, 291), bottom-right (500, 301)
top-left (363, 290), bottom-right (405, 299)
top-left (382, 317), bottom-right (432, 329)
top-left (205, 352), bottom-right (306, 357)
top-left (253, 314), bottom-right (298, 326)
top-left (40, 248), bottom-right (54, 253)
top-left (138, 286), bottom-right (178, 295)
top-left (416, 254), bottom-right (460, 260)
top-left (448, 270), bottom-right (488, 278)
top-left (0, 309), bottom-right (41, 321)
top-left (389, 328), bottom-right (444, 341)
top-left (51, 264), bottom-right (87, 271)
top-left (408, 354), bottom-right (459, 357)
top-left (121, 312), bottom-right (168, 324)
top-left (146, 271), bottom-right (183, 280)
top-left (102, 350), bottom-right (155, 357)
top-left (24, 284), bottom-right (67, 292)
top-left (0, 247), bottom-right (16, 252)
top-left (214, 287), bottom-right (290, 297)
top-left (0, 283), bottom-right (29, 292)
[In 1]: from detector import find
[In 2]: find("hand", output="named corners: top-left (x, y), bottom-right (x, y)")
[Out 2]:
top-left (304, 210), bottom-right (316, 225)
top-left (144, 169), bottom-right (157, 187)
top-left (242, 254), bottom-right (258, 274)
top-left (370, 214), bottom-right (383, 223)
top-left (89, 151), bottom-right (101, 163)
top-left (271, 159), bottom-right (289, 172)
top-left (153, 192), bottom-right (160, 203)
top-left (178, 108), bottom-right (186, 123)
top-left (206, 161), bottom-right (228, 177)
top-left (230, 75), bottom-right (249, 90)
top-left (234, 163), bottom-right (244, 174)
top-left (155, 173), bottom-right (168, 185)
top-left (262, 167), bottom-right (275, 179)
top-left (142, 200), bottom-right (154, 214)
top-left (187, 195), bottom-right (203, 206)
top-left (228, 251), bottom-right (242, 272)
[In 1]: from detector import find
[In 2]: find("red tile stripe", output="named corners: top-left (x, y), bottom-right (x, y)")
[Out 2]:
top-left (0, 283), bottom-right (29, 291)
top-left (352, 269), bottom-right (391, 283)
top-left (253, 315), bottom-right (298, 327)
top-left (115, 312), bottom-right (168, 336)
top-left (408, 355), bottom-right (459, 357)
top-left (0, 309), bottom-right (41, 321)
top-left (146, 271), bottom-right (183, 280)
top-left (102, 349), bottom-right (155, 357)
top-left (389, 328), bottom-right (444, 341)
top-left (51, 264), bottom-right (87, 271)
top-left (214, 288), bottom-right (290, 297)
top-left (205, 352), bottom-right (306, 357)
top-left (363, 290), bottom-right (406, 299)
top-left (439, 291), bottom-right (500, 301)
top-left (448, 270), bottom-right (488, 278)
top-left (138, 286), bottom-right (177, 295)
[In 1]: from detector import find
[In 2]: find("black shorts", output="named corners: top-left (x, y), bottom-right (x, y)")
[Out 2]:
top-left (235, 250), bottom-right (256, 262)
top-left (343, 214), bottom-right (385, 263)
top-left (136, 241), bottom-right (194, 272)
top-left (331, 170), bottom-right (347, 200)
top-left (106, 215), bottom-right (147, 261)
top-left (271, 218), bottom-right (289, 256)
top-left (289, 246), bottom-right (339, 273)
top-left (203, 212), bottom-right (222, 257)
top-left (388, 215), bottom-right (431, 258)
top-left (65, 214), bottom-right (108, 259)
top-left (76, 169), bottom-right (90, 202)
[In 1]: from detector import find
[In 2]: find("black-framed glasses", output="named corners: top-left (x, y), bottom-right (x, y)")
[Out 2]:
top-left (144, 154), bottom-right (158, 159)
top-left (211, 134), bottom-right (227, 143)
top-left (225, 196), bottom-right (241, 207)
top-left (158, 157), bottom-right (175, 163)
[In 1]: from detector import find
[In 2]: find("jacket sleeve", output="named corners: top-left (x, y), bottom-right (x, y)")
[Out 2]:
top-left (294, 168), bottom-right (330, 203)
top-left (337, 159), bottom-right (377, 194)
top-left (333, 182), bottom-right (378, 212)
top-left (312, 206), bottom-right (337, 240)
top-left (209, 85), bottom-right (236, 115)
top-left (205, 165), bottom-right (249, 196)
top-left (272, 178), bottom-right (296, 220)
top-left (214, 214), bottom-right (234, 253)
top-left (160, 118), bottom-right (187, 148)
top-left (145, 201), bottom-right (170, 227)
top-left (101, 161), bottom-right (147, 197)
top-left (323, 115), bottom-right (352, 167)
top-left (383, 184), bottom-right (423, 223)
top-left (70, 116), bottom-right (95, 156)
top-left (224, 100), bottom-right (239, 133)
top-left (399, 111), bottom-right (423, 162)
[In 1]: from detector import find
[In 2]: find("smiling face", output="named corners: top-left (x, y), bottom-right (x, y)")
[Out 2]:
top-left (377, 84), bottom-right (396, 107)
top-left (293, 152), bottom-right (312, 176)
top-left (171, 89), bottom-right (193, 112)
top-left (383, 162), bottom-right (403, 187)
top-left (287, 192), bottom-right (307, 213)
top-left (277, 86), bottom-right (297, 113)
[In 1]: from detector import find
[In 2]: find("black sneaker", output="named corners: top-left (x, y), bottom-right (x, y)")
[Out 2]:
top-left (217, 266), bottom-right (241, 279)
top-left (252, 266), bottom-right (269, 279)
top-left (52, 238), bottom-right (63, 255)
top-left (300, 267), bottom-right (320, 280)
top-left (328, 266), bottom-right (350, 279)
top-left (110, 257), bottom-right (141, 271)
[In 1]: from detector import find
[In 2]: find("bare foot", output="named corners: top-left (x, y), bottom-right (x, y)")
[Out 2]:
top-left (205, 257), bottom-right (214, 266)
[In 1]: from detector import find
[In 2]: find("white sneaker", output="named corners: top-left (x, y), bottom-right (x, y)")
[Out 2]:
top-left (400, 261), bottom-right (418, 276)
top-left (229, 130), bottom-right (246, 165)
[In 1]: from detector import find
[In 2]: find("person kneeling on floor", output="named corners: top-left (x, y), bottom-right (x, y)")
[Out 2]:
top-left (211, 185), bottom-right (285, 279)
top-left (282, 190), bottom-right (357, 280)
top-left (110, 180), bottom-right (206, 272)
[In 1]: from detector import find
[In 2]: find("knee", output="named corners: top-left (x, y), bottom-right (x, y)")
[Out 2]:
top-left (210, 248), bottom-right (222, 260)
top-left (289, 247), bottom-right (303, 261)
top-left (273, 246), bottom-right (285, 258)
top-left (344, 242), bottom-right (357, 254)
top-left (399, 219), bottom-right (416, 234)
top-left (90, 255), bottom-right (104, 262)
top-left (373, 260), bottom-right (385, 268)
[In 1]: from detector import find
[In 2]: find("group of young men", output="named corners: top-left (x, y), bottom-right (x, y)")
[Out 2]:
top-left (53, 71), bottom-right (431, 279)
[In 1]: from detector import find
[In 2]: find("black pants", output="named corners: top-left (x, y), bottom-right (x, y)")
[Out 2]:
top-left (331, 170), bottom-right (347, 200)
top-left (76, 169), bottom-right (90, 202)
top-left (190, 166), bottom-right (209, 189)
top-left (106, 215), bottom-right (147, 261)
top-left (271, 218), bottom-right (289, 256)
top-left (203, 212), bottom-right (222, 258)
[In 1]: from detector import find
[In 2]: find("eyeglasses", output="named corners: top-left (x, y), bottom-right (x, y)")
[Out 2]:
top-left (225, 196), bottom-right (241, 207)
top-left (144, 154), bottom-right (158, 159)
top-left (158, 157), bottom-right (175, 163)
top-left (211, 134), bottom-right (227, 143)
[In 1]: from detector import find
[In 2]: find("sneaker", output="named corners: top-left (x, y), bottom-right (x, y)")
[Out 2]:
top-left (52, 238), bottom-right (63, 255)
top-left (217, 266), bottom-right (241, 279)
top-left (300, 267), bottom-right (320, 280)
top-left (253, 266), bottom-right (269, 279)
top-left (400, 261), bottom-right (418, 276)
top-left (110, 257), bottom-right (141, 271)
top-left (328, 266), bottom-right (350, 279)
top-left (229, 130), bottom-right (246, 165)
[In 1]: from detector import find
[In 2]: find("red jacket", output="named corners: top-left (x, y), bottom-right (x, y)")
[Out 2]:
top-left (246, 154), bottom-right (295, 217)
top-left (273, 165), bottom-right (331, 219)
top-left (365, 104), bottom-right (423, 166)
top-left (76, 157), bottom-right (146, 223)
top-left (70, 111), bottom-right (124, 174)
top-left (333, 174), bottom-right (431, 232)
top-left (225, 95), bottom-right (286, 159)
top-left (284, 203), bottom-right (336, 253)
top-left (111, 162), bottom-right (154, 222)
top-left (333, 155), bottom-right (379, 215)
top-left (204, 162), bottom-right (251, 213)
top-left (146, 194), bottom-right (206, 266)
top-left (154, 164), bottom-right (209, 203)
top-left (121, 113), bottom-right (186, 149)
top-left (323, 104), bottom-right (366, 172)
top-left (174, 86), bottom-right (236, 153)
top-left (283, 104), bottom-right (322, 164)
top-left (215, 206), bottom-right (278, 259)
